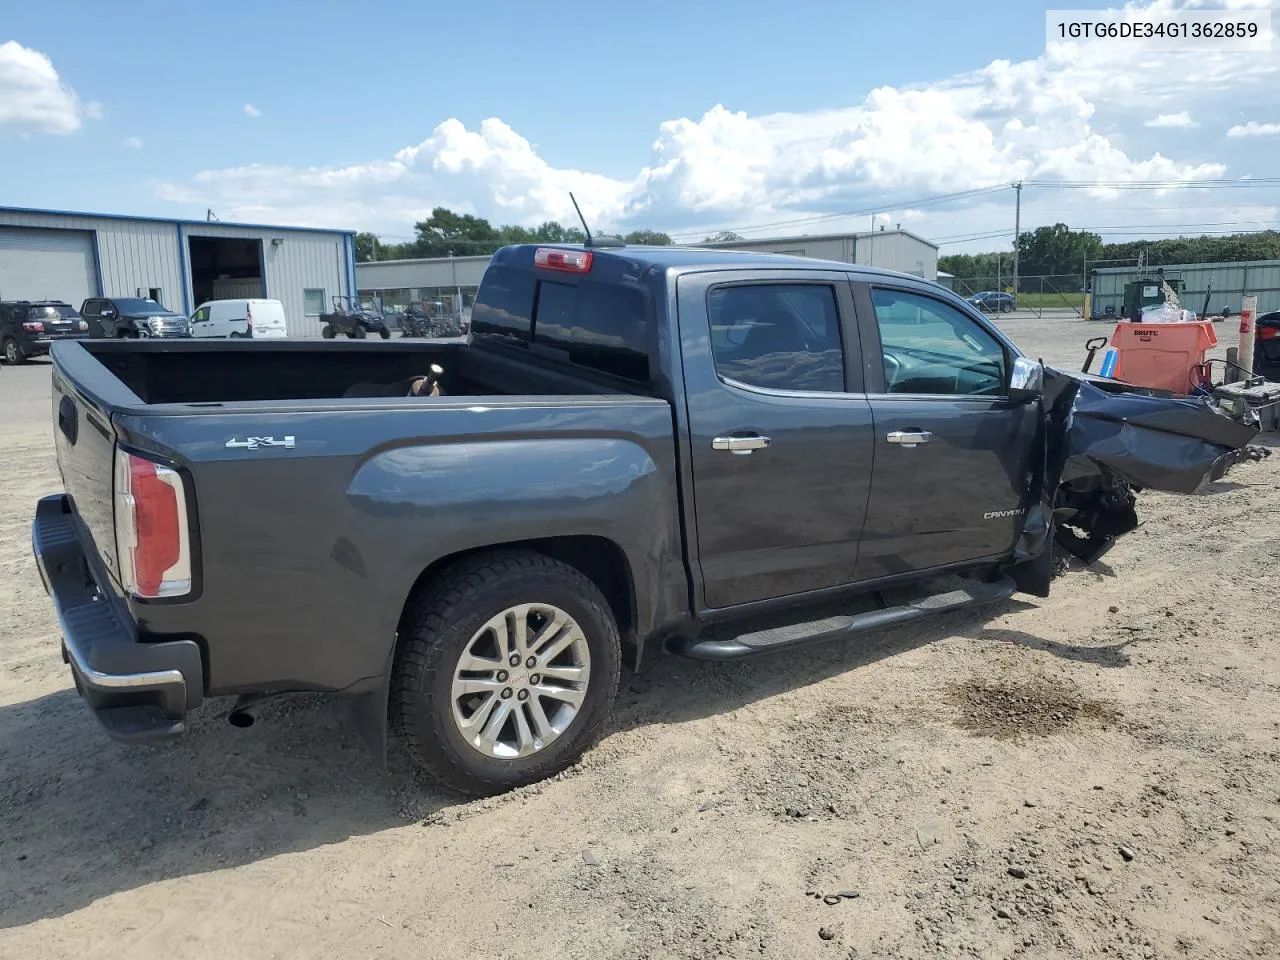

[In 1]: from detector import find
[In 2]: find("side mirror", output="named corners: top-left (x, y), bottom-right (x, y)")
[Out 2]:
top-left (1008, 357), bottom-right (1044, 404)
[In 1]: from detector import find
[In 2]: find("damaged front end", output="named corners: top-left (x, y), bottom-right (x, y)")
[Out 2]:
top-left (1012, 368), bottom-right (1264, 590)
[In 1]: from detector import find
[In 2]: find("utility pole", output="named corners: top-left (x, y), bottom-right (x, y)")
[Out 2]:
top-left (1011, 182), bottom-right (1022, 302)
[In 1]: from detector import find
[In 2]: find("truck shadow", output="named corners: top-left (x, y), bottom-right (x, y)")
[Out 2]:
top-left (608, 596), bottom-right (1126, 733)
top-left (0, 687), bottom-right (442, 930)
top-left (0, 596), bottom-right (1113, 928)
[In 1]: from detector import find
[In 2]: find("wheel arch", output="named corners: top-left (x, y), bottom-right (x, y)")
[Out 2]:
top-left (394, 536), bottom-right (638, 659)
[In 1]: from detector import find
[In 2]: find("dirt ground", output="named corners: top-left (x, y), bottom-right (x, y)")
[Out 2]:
top-left (2, 318), bottom-right (1277, 959)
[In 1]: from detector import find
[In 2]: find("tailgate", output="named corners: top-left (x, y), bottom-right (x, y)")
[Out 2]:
top-left (51, 362), bottom-right (120, 586)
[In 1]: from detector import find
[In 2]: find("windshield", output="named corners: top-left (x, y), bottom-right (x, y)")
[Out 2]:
top-left (113, 298), bottom-right (171, 313)
top-left (30, 305), bottom-right (80, 320)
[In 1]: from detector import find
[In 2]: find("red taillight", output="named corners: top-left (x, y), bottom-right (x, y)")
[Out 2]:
top-left (1258, 325), bottom-right (1279, 340)
top-left (534, 247), bottom-right (593, 273)
top-left (22, 321), bottom-right (45, 333)
top-left (114, 448), bottom-right (192, 599)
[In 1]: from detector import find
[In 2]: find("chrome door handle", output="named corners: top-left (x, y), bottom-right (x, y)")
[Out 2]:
top-left (712, 435), bottom-right (771, 455)
top-left (886, 430), bottom-right (932, 447)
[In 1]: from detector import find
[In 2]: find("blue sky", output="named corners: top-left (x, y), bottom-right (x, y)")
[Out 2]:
top-left (2, 0), bottom-right (1278, 251)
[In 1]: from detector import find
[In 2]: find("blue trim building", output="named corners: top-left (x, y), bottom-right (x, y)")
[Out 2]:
top-left (0, 205), bottom-right (357, 337)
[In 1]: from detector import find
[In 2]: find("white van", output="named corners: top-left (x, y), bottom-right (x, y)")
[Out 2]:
top-left (189, 299), bottom-right (289, 339)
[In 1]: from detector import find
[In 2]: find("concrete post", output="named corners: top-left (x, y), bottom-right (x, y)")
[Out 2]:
top-left (1238, 294), bottom-right (1258, 379)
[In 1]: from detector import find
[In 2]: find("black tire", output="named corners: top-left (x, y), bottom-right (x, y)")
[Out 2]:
top-left (229, 332), bottom-right (244, 339)
top-left (321, 325), bottom-right (336, 339)
top-left (352, 325), bottom-right (367, 340)
top-left (3, 338), bottom-right (25, 365)
top-left (391, 551), bottom-right (621, 796)
top-left (378, 327), bottom-right (391, 340)
top-left (1000, 301), bottom-right (1014, 313)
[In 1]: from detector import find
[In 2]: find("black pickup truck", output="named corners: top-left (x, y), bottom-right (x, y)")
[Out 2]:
top-left (33, 244), bottom-right (1257, 795)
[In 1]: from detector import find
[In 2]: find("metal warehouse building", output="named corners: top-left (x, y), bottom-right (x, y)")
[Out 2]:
top-left (357, 254), bottom-right (490, 321)
top-left (1091, 259), bottom-right (1280, 317)
top-left (0, 206), bottom-right (357, 337)
top-left (699, 229), bottom-right (940, 281)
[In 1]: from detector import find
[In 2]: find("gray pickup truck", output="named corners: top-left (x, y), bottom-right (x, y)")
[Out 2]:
top-left (33, 243), bottom-right (1257, 795)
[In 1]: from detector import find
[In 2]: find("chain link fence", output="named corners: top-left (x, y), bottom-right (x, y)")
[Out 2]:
top-left (939, 274), bottom-right (1087, 318)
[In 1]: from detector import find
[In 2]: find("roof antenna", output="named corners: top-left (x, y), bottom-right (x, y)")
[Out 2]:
top-left (569, 193), bottom-right (624, 249)
top-left (569, 193), bottom-right (592, 244)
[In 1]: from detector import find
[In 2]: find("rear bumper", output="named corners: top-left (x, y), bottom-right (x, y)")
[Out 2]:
top-left (24, 335), bottom-right (89, 355)
top-left (32, 494), bottom-right (204, 744)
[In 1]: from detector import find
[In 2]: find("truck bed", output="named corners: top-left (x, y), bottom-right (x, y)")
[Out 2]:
top-left (45, 337), bottom-right (683, 706)
top-left (73, 339), bottom-right (634, 405)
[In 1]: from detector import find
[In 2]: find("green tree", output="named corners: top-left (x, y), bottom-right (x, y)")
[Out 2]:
top-left (356, 208), bottom-right (682, 259)
top-left (412, 208), bottom-right (500, 257)
top-left (1015, 223), bottom-right (1103, 282)
top-left (623, 229), bottom-right (672, 246)
top-left (704, 230), bottom-right (744, 243)
top-left (354, 232), bottom-right (380, 262)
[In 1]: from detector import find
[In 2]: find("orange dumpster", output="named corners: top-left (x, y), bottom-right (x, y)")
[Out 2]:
top-left (1108, 320), bottom-right (1217, 394)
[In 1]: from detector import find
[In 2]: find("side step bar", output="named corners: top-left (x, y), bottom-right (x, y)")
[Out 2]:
top-left (673, 577), bottom-right (1017, 661)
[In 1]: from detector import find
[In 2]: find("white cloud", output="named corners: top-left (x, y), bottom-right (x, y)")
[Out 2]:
top-left (1227, 120), bottom-right (1280, 137)
top-left (243, 103), bottom-right (262, 118)
top-left (122, 136), bottom-right (143, 149)
top-left (154, 0), bottom-right (1278, 246)
top-left (0, 41), bottom-right (91, 134)
top-left (1144, 111), bottom-right (1197, 129)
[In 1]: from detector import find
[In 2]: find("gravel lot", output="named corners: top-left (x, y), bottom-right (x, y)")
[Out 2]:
top-left (2, 318), bottom-right (1277, 960)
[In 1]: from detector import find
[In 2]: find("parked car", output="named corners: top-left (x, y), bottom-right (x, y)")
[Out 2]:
top-left (0, 300), bottom-right (89, 364)
top-left (966, 290), bottom-right (1015, 313)
top-left (33, 244), bottom-right (1258, 796)
top-left (190, 298), bottom-right (289, 339)
top-left (81, 296), bottom-right (190, 339)
top-left (1253, 311), bottom-right (1280, 378)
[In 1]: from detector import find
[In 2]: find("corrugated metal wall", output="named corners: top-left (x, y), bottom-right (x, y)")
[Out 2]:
top-left (0, 210), bottom-right (183, 309)
top-left (1092, 260), bottom-right (1280, 316)
top-left (855, 232), bottom-right (938, 279)
top-left (1, 210), bottom-right (352, 336)
top-left (704, 230), bottom-right (938, 280)
top-left (357, 256), bottom-right (491, 291)
top-left (186, 223), bottom-right (350, 337)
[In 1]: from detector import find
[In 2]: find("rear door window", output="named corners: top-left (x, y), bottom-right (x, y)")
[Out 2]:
top-left (472, 264), bottom-right (535, 346)
top-left (707, 283), bottom-right (845, 393)
top-left (531, 278), bottom-right (651, 383)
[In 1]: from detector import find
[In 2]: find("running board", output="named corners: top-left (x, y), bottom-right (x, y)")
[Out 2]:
top-left (674, 577), bottom-right (1017, 661)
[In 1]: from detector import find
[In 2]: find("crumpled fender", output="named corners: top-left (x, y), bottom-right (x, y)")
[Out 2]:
top-left (1014, 368), bottom-right (1261, 576)
top-left (1044, 369), bottom-right (1259, 494)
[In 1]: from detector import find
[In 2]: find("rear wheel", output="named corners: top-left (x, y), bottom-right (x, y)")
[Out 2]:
top-left (321, 324), bottom-right (336, 339)
top-left (391, 551), bottom-right (621, 796)
top-left (229, 332), bottom-right (244, 339)
top-left (3, 338), bottom-right (25, 365)
top-left (1000, 301), bottom-right (1014, 313)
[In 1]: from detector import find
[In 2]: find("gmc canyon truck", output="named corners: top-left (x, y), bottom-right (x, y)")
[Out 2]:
top-left (33, 244), bottom-right (1257, 796)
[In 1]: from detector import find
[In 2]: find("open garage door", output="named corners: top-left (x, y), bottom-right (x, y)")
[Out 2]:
top-left (0, 227), bottom-right (100, 305)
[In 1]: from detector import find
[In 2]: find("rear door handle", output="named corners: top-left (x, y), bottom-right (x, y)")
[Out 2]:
top-left (886, 430), bottom-right (932, 447)
top-left (712, 435), bottom-right (770, 455)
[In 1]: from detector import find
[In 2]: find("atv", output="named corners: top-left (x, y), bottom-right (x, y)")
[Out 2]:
top-left (397, 300), bottom-right (466, 339)
top-left (320, 296), bottom-right (391, 340)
